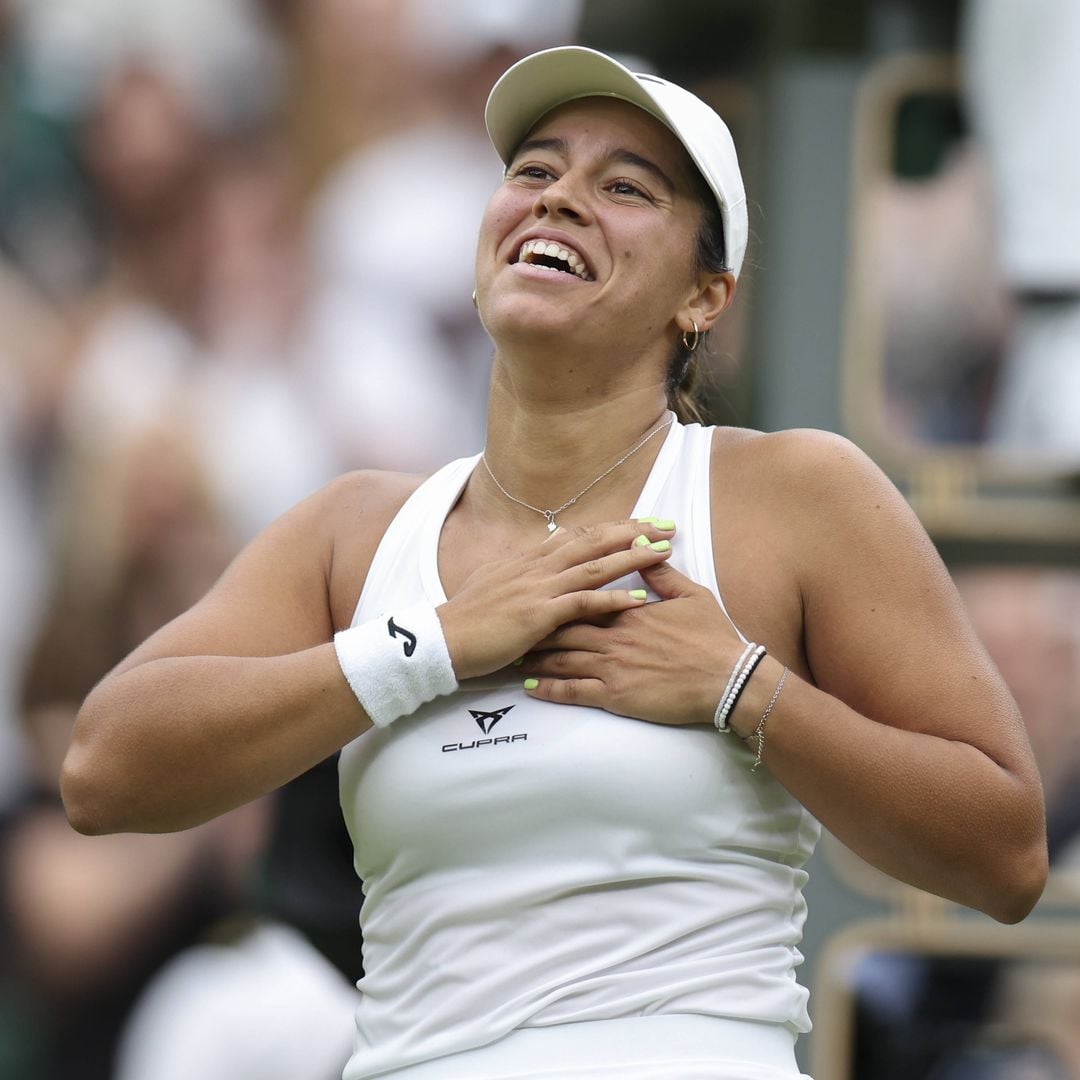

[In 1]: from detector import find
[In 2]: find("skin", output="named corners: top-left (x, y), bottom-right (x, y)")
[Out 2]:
top-left (62, 98), bottom-right (1047, 924)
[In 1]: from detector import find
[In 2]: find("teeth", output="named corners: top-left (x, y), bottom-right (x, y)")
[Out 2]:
top-left (516, 238), bottom-right (593, 280)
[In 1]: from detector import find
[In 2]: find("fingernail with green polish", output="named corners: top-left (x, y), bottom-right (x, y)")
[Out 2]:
top-left (635, 516), bottom-right (659, 525)
top-left (654, 519), bottom-right (676, 531)
top-left (523, 678), bottom-right (539, 690)
top-left (512, 657), bottom-right (524, 667)
top-left (630, 589), bottom-right (648, 600)
top-left (649, 540), bottom-right (671, 552)
top-left (633, 534), bottom-right (650, 547)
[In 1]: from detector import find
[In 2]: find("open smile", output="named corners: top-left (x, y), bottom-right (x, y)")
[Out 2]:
top-left (512, 237), bottom-right (594, 282)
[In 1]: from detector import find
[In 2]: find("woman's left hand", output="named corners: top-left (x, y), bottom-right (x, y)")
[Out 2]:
top-left (520, 559), bottom-right (743, 726)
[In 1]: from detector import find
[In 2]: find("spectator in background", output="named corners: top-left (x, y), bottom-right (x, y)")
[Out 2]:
top-left (0, 0), bottom-right (101, 298)
top-left (962, 0), bottom-right (1080, 463)
top-left (48, 0), bottom-right (329, 543)
top-left (870, 141), bottom-right (1010, 444)
top-left (0, 255), bottom-right (61, 803)
top-left (953, 566), bottom-right (1080, 868)
top-left (266, 0), bottom-right (425, 197)
top-left (923, 959), bottom-right (1080, 1079)
top-left (0, 423), bottom-right (263, 1080)
top-left (46, 0), bottom-right (496, 541)
top-left (114, 902), bottom-right (358, 1080)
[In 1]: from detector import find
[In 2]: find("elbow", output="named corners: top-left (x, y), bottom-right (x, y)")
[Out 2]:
top-left (60, 747), bottom-right (113, 836)
top-left (975, 767), bottom-right (1050, 924)
top-left (61, 699), bottom-right (130, 835)
top-left (982, 839), bottom-right (1049, 925)
top-left (61, 713), bottom-right (208, 836)
top-left (60, 695), bottom-right (112, 834)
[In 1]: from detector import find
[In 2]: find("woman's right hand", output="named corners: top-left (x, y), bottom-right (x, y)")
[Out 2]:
top-left (437, 519), bottom-right (675, 681)
top-left (438, 518), bottom-right (673, 678)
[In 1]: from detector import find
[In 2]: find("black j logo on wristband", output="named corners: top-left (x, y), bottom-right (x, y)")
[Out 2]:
top-left (387, 617), bottom-right (417, 657)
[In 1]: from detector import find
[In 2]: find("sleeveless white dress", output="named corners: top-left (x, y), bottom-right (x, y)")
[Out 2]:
top-left (338, 418), bottom-right (819, 1079)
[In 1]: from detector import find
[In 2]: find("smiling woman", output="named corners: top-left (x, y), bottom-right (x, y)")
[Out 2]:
top-left (60, 46), bottom-right (1047, 1080)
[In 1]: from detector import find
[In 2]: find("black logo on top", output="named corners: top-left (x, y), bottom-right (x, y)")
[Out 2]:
top-left (470, 705), bottom-right (515, 734)
top-left (443, 704), bottom-right (526, 753)
top-left (387, 617), bottom-right (417, 657)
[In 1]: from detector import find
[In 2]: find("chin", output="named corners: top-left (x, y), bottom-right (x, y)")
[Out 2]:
top-left (484, 296), bottom-right (582, 345)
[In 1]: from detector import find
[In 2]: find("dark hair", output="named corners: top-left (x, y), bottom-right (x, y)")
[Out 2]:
top-left (666, 196), bottom-right (728, 424)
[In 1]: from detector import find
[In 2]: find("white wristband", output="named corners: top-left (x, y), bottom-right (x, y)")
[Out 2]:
top-left (334, 603), bottom-right (458, 728)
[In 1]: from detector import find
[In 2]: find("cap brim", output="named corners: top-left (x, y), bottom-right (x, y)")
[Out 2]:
top-left (486, 46), bottom-right (668, 165)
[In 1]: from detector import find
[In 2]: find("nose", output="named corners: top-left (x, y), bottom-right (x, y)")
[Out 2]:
top-left (532, 173), bottom-right (590, 223)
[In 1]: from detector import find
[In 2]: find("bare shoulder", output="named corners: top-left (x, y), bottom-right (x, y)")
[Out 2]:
top-left (707, 428), bottom-right (939, 673)
top-left (711, 426), bottom-right (922, 542)
top-left (318, 469), bottom-right (427, 629)
top-left (717, 429), bottom-right (972, 696)
top-left (112, 468), bottom-right (427, 674)
top-left (713, 425), bottom-right (888, 489)
top-left (234, 468), bottom-right (424, 584)
top-left (318, 468), bottom-right (425, 533)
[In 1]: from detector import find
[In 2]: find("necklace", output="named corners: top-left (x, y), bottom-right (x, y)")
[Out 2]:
top-left (480, 414), bottom-right (674, 533)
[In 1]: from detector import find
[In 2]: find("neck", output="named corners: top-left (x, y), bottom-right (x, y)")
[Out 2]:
top-left (475, 356), bottom-right (672, 530)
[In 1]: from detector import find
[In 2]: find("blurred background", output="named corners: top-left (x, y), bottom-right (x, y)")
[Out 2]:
top-left (0, 1), bottom-right (1077, 1077)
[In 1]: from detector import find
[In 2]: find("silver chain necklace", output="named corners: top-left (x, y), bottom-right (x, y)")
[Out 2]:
top-left (480, 414), bottom-right (674, 533)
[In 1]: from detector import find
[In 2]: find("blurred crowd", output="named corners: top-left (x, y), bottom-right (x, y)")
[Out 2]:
top-left (0, 1), bottom-right (1078, 1078)
top-left (875, 0), bottom-right (1080, 455)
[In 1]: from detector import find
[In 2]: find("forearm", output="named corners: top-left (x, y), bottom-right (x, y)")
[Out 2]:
top-left (731, 656), bottom-right (1048, 922)
top-left (62, 645), bottom-right (368, 834)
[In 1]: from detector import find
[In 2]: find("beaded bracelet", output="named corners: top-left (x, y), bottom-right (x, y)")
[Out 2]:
top-left (721, 646), bottom-right (767, 727)
top-left (713, 643), bottom-right (766, 732)
top-left (713, 642), bottom-right (754, 731)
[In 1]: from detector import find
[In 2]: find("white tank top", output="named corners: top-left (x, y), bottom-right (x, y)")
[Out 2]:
top-left (338, 419), bottom-right (820, 1079)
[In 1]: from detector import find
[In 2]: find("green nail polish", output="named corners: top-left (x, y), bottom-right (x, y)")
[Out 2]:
top-left (512, 657), bottom-right (524, 667)
top-left (633, 534), bottom-right (650, 547)
top-left (630, 589), bottom-right (648, 600)
top-left (523, 678), bottom-right (539, 690)
top-left (635, 516), bottom-right (659, 525)
top-left (654, 519), bottom-right (676, 531)
top-left (650, 540), bottom-right (671, 552)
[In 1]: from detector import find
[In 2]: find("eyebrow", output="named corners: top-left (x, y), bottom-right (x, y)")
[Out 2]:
top-left (512, 136), bottom-right (677, 194)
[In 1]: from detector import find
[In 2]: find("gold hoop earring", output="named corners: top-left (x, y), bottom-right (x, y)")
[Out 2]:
top-left (681, 320), bottom-right (700, 353)
top-left (471, 289), bottom-right (478, 310)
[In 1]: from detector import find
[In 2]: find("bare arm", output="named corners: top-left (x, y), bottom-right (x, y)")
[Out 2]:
top-left (521, 430), bottom-right (1048, 922)
top-left (730, 430), bottom-right (1047, 921)
top-left (60, 472), bottom-right (400, 834)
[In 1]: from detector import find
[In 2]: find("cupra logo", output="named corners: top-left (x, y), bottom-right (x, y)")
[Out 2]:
top-left (469, 705), bottom-right (515, 734)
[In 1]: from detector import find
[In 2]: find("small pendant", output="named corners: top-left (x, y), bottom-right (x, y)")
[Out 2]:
top-left (544, 511), bottom-right (558, 533)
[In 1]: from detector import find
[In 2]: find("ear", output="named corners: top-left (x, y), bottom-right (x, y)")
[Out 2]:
top-left (676, 270), bottom-right (735, 336)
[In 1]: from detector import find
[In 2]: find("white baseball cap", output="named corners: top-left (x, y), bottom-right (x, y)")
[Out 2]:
top-left (484, 45), bottom-right (748, 279)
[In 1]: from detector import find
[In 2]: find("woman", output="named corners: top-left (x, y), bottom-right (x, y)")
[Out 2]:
top-left (62, 47), bottom-right (1047, 1080)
